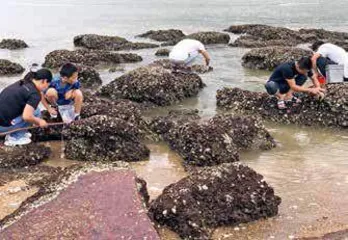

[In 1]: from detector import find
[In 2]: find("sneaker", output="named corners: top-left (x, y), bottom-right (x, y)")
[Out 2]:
top-left (4, 135), bottom-right (31, 147)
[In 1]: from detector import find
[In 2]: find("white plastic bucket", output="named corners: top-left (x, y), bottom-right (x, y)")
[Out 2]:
top-left (58, 105), bottom-right (75, 124)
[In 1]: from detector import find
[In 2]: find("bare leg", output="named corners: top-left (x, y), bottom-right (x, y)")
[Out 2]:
top-left (65, 89), bottom-right (83, 114)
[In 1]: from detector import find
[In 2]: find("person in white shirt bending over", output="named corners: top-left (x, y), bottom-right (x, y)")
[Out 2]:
top-left (311, 41), bottom-right (348, 82)
top-left (169, 39), bottom-right (210, 72)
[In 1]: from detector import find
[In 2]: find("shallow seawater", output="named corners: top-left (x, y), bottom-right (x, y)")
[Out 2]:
top-left (1, 0), bottom-right (348, 238)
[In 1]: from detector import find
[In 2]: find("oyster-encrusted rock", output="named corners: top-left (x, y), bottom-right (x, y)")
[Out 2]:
top-left (0, 59), bottom-right (25, 75)
top-left (99, 65), bottom-right (205, 106)
top-left (73, 34), bottom-right (159, 51)
top-left (216, 85), bottom-right (348, 128)
top-left (137, 29), bottom-right (186, 42)
top-left (42, 49), bottom-right (142, 68)
top-left (0, 144), bottom-right (51, 169)
top-left (226, 24), bottom-right (348, 48)
top-left (242, 47), bottom-right (312, 70)
top-left (0, 39), bottom-right (28, 50)
top-left (78, 66), bottom-right (102, 88)
top-left (155, 48), bottom-right (170, 56)
top-left (162, 31), bottom-right (231, 46)
top-left (149, 163), bottom-right (281, 239)
top-left (152, 59), bottom-right (213, 74)
top-left (150, 112), bottom-right (275, 167)
top-left (63, 115), bottom-right (150, 162)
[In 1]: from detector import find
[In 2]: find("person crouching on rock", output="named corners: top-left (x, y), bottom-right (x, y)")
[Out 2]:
top-left (264, 57), bottom-right (325, 110)
top-left (0, 66), bottom-right (52, 146)
top-left (311, 41), bottom-right (348, 83)
top-left (43, 63), bottom-right (83, 121)
top-left (169, 39), bottom-right (210, 73)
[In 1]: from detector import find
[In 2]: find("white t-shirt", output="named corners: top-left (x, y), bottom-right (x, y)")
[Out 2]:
top-left (169, 39), bottom-right (206, 61)
top-left (317, 43), bottom-right (348, 64)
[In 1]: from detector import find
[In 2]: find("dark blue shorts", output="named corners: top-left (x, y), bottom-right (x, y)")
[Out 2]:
top-left (265, 75), bottom-right (307, 95)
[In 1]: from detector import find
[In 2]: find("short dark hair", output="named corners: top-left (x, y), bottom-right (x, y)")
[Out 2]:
top-left (60, 63), bottom-right (78, 78)
top-left (312, 41), bottom-right (325, 51)
top-left (297, 56), bottom-right (312, 70)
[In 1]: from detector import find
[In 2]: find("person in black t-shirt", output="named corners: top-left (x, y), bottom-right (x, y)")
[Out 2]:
top-left (0, 66), bottom-right (53, 146)
top-left (264, 57), bottom-right (325, 109)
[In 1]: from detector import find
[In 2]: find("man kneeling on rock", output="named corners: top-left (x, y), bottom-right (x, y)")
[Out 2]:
top-left (169, 39), bottom-right (210, 73)
top-left (265, 57), bottom-right (325, 109)
top-left (42, 63), bottom-right (83, 121)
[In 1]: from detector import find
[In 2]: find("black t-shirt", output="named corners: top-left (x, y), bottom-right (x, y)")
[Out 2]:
top-left (0, 81), bottom-right (41, 127)
top-left (269, 61), bottom-right (313, 84)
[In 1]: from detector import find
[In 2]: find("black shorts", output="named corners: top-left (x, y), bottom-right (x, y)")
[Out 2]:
top-left (265, 75), bottom-right (308, 95)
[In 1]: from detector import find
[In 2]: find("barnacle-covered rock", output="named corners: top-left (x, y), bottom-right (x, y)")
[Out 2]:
top-left (149, 163), bottom-right (281, 239)
top-left (162, 31), bottom-right (231, 46)
top-left (226, 24), bottom-right (348, 48)
top-left (0, 39), bottom-right (28, 50)
top-left (0, 144), bottom-right (51, 169)
top-left (150, 112), bottom-right (275, 167)
top-left (73, 34), bottom-right (159, 51)
top-left (242, 47), bottom-right (312, 70)
top-left (63, 115), bottom-right (150, 162)
top-left (0, 163), bottom-right (159, 239)
top-left (78, 66), bottom-right (102, 88)
top-left (155, 48), bottom-right (170, 56)
top-left (152, 59), bottom-right (213, 74)
top-left (216, 85), bottom-right (348, 128)
top-left (0, 59), bottom-right (25, 75)
top-left (137, 29), bottom-right (186, 42)
top-left (99, 65), bottom-right (205, 106)
top-left (42, 49), bottom-right (142, 68)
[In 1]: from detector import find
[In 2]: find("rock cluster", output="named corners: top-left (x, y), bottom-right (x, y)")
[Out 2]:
top-left (73, 34), bottom-right (159, 51)
top-left (216, 84), bottom-right (348, 128)
top-left (98, 65), bottom-right (205, 106)
top-left (226, 24), bottom-right (348, 49)
top-left (242, 47), bottom-right (312, 70)
top-left (152, 59), bottom-right (213, 74)
top-left (78, 66), bottom-right (102, 88)
top-left (0, 39), bottom-right (28, 50)
top-left (150, 111), bottom-right (275, 167)
top-left (42, 49), bottom-right (142, 68)
top-left (155, 48), bottom-right (170, 56)
top-left (0, 59), bottom-right (25, 75)
top-left (149, 163), bottom-right (281, 239)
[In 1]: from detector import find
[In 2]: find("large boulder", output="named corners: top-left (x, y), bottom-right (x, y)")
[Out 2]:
top-left (149, 163), bottom-right (281, 239)
top-left (137, 29), bottom-right (186, 42)
top-left (0, 164), bottom-right (159, 239)
top-left (242, 47), bottom-right (312, 71)
top-left (42, 49), bottom-right (142, 68)
top-left (98, 65), bottom-right (205, 106)
top-left (216, 85), bottom-right (348, 128)
top-left (0, 59), bottom-right (25, 75)
top-left (150, 112), bottom-right (275, 167)
top-left (229, 35), bottom-right (293, 48)
top-left (73, 34), bottom-right (159, 51)
top-left (63, 115), bottom-right (150, 162)
top-left (0, 39), bottom-right (28, 50)
top-left (0, 144), bottom-right (51, 169)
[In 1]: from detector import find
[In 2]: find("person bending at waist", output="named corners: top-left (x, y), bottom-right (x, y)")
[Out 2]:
top-left (169, 39), bottom-right (210, 72)
top-left (0, 67), bottom-right (52, 146)
top-left (265, 57), bottom-right (325, 110)
top-left (311, 41), bottom-right (348, 81)
top-left (43, 63), bottom-right (83, 120)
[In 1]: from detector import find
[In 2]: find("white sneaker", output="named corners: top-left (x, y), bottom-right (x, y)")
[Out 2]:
top-left (24, 132), bottom-right (32, 138)
top-left (4, 135), bottom-right (32, 146)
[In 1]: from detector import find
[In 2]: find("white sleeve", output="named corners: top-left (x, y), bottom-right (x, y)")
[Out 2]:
top-left (197, 42), bottom-right (206, 51)
top-left (317, 45), bottom-right (329, 58)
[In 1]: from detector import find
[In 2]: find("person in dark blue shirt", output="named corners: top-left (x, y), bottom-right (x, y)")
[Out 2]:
top-left (265, 57), bottom-right (325, 109)
top-left (43, 63), bottom-right (83, 120)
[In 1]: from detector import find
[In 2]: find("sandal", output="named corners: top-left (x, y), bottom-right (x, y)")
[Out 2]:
top-left (291, 96), bottom-right (302, 106)
top-left (277, 100), bottom-right (287, 110)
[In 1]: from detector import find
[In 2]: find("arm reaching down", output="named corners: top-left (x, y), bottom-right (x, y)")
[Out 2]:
top-left (199, 50), bottom-right (210, 66)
